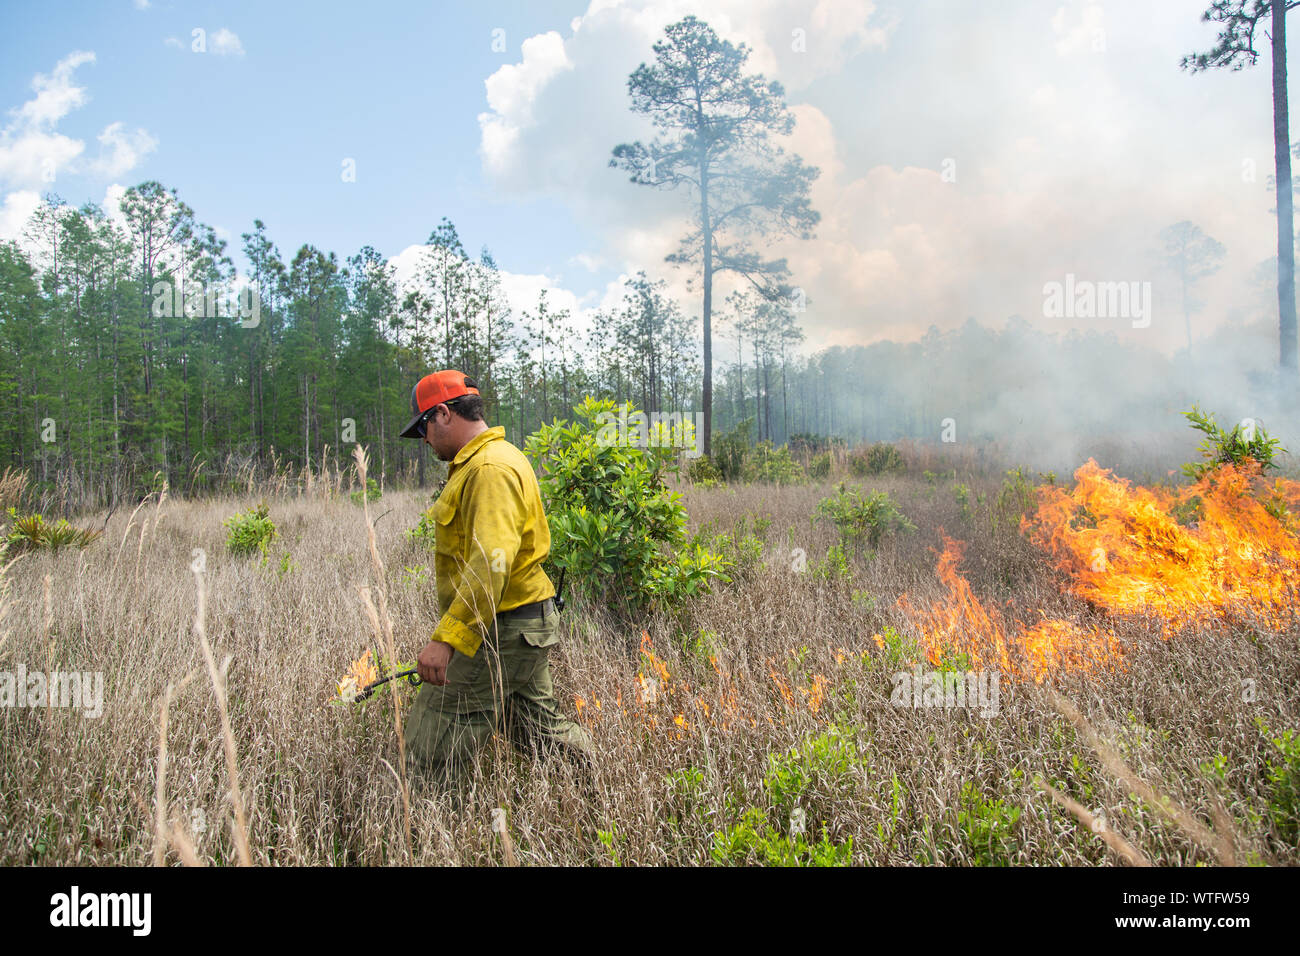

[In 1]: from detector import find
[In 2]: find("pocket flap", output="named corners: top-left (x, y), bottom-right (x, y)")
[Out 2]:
top-left (432, 498), bottom-right (455, 525)
top-left (519, 621), bottom-right (560, 649)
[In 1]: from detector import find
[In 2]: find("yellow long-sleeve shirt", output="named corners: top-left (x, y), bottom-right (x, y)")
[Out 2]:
top-left (429, 426), bottom-right (555, 657)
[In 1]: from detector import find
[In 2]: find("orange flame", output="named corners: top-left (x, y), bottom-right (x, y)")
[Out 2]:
top-left (901, 459), bottom-right (1300, 681)
top-left (1025, 459), bottom-right (1300, 633)
top-left (899, 533), bottom-right (1121, 682)
top-left (337, 651), bottom-right (379, 700)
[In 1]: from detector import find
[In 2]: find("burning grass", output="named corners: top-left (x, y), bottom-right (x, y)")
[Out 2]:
top-left (1027, 459), bottom-right (1300, 633)
top-left (0, 456), bottom-right (1296, 866)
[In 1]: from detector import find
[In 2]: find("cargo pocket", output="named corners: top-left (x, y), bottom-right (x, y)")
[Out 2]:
top-left (507, 618), bottom-right (559, 685)
top-left (519, 619), bottom-right (560, 649)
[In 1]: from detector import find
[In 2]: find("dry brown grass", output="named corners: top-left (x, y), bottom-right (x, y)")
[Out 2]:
top-left (0, 466), bottom-right (1296, 866)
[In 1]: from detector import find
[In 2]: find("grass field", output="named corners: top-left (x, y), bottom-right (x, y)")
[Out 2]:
top-left (1, 459), bottom-right (1297, 866)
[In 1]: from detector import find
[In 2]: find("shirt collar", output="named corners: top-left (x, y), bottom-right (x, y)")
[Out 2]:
top-left (450, 426), bottom-right (505, 470)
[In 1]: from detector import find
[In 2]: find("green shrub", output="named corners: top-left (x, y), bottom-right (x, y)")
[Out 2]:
top-left (687, 455), bottom-right (722, 484)
top-left (954, 482), bottom-right (973, 520)
top-left (1260, 720), bottom-right (1300, 845)
top-left (525, 397), bottom-right (727, 612)
top-left (1182, 405), bottom-right (1285, 480)
top-left (957, 780), bottom-right (1022, 866)
top-left (223, 502), bottom-right (277, 556)
top-left (350, 477), bottom-right (381, 504)
top-left (712, 418), bottom-right (752, 482)
top-left (814, 483), bottom-right (915, 556)
top-left (849, 442), bottom-right (905, 477)
top-left (871, 625), bottom-right (922, 672)
top-left (405, 497), bottom-right (440, 546)
top-left (812, 541), bottom-right (852, 582)
top-left (765, 726), bottom-right (866, 822)
top-left (993, 466), bottom-right (1037, 532)
top-left (705, 529), bottom-right (764, 580)
top-left (808, 452), bottom-right (831, 479)
top-left (711, 807), bottom-right (852, 866)
top-left (401, 565), bottom-right (430, 588)
top-left (750, 441), bottom-right (806, 485)
top-left (711, 727), bottom-right (864, 867)
top-left (5, 511), bottom-right (102, 553)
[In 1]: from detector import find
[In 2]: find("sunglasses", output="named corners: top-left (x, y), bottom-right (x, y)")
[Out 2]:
top-left (416, 401), bottom-right (462, 437)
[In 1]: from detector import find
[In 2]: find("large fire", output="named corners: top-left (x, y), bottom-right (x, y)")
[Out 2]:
top-left (1026, 459), bottom-right (1300, 633)
top-left (900, 458), bottom-right (1300, 682)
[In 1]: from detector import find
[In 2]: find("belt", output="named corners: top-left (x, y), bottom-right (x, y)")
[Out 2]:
top-left (497, 598), bottom-right (554, 621)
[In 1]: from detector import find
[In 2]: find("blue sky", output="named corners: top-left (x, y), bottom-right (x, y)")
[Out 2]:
top-left (3, 0), bottom-right (1299, 355)
top-left (0, 0), bottom-right (594, 272)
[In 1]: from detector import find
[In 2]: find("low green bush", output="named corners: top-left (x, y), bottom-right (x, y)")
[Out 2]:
top-left (849, 442), bottom-right (905, 477)
top-left (5, 511), bottom-right (102, 553)
top-left (750, 441), bottom-right (806, 485)
top-left (814, 483), bottom-right (915, 556)
top-left (223, 501), bottom-right (277, 556)
top-left (687, 455), bottom-right (722, 484)
top-left (350, 477), bottom-right (381, 504)
top-left (957, 779), bottom-right (1023, 866)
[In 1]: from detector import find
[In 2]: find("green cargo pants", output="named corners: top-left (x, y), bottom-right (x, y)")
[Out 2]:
top-left (404, 608), bottom-right (593, 785)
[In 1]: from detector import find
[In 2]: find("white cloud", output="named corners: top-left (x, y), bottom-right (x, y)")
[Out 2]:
top-left (163, 36), bottom-right (184, 50)
top-left (87, 121), bottom-right (158, 178)
top-left (211, 28), bottom-right (245, 57)
top-left (471, 0), bottom-right (900, 350)
top-left (0, 51), bottom-right (98, 190)
top-left (477, 0), bottom-right (891, 194)
top-left (479, 31), bottom-right (572, 178)
top-left (0, 52), bottom-right (157, 243)
top-left (0, 190), bottom-right (41, 243)
top-left (134, 0), bottom-right (151, 9)
top-left (101, 183), bottom-right (128, 229)
top-left (14, 50), bottom-right (95, 128)
top-left (0, 128), bottom-right (85, 187)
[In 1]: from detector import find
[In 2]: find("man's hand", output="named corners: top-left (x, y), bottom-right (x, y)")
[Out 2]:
top-left (417, 640), bottom-right (455, 685)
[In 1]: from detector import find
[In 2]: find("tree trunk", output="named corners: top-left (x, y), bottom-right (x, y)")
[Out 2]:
top-left (781, 351), bottom-right (789, 445)
top-left (1274, 0), bottom-right (1298, 374)
top-left (700, 156), bottom-right (713, 457)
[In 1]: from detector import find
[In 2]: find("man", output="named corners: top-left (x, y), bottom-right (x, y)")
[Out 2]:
top-left (398, 369), bottom-right (592, 783)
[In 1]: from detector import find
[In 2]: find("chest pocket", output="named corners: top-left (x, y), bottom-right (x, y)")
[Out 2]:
top-left (432, 497), bottom-right (457, 554)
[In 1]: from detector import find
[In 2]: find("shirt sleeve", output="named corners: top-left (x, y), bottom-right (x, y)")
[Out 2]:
top-left (432, 462), bottom-right (525, 657)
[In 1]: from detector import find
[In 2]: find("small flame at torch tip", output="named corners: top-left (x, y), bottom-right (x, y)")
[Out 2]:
top-left (337, 652), bottom-right (379, 700)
